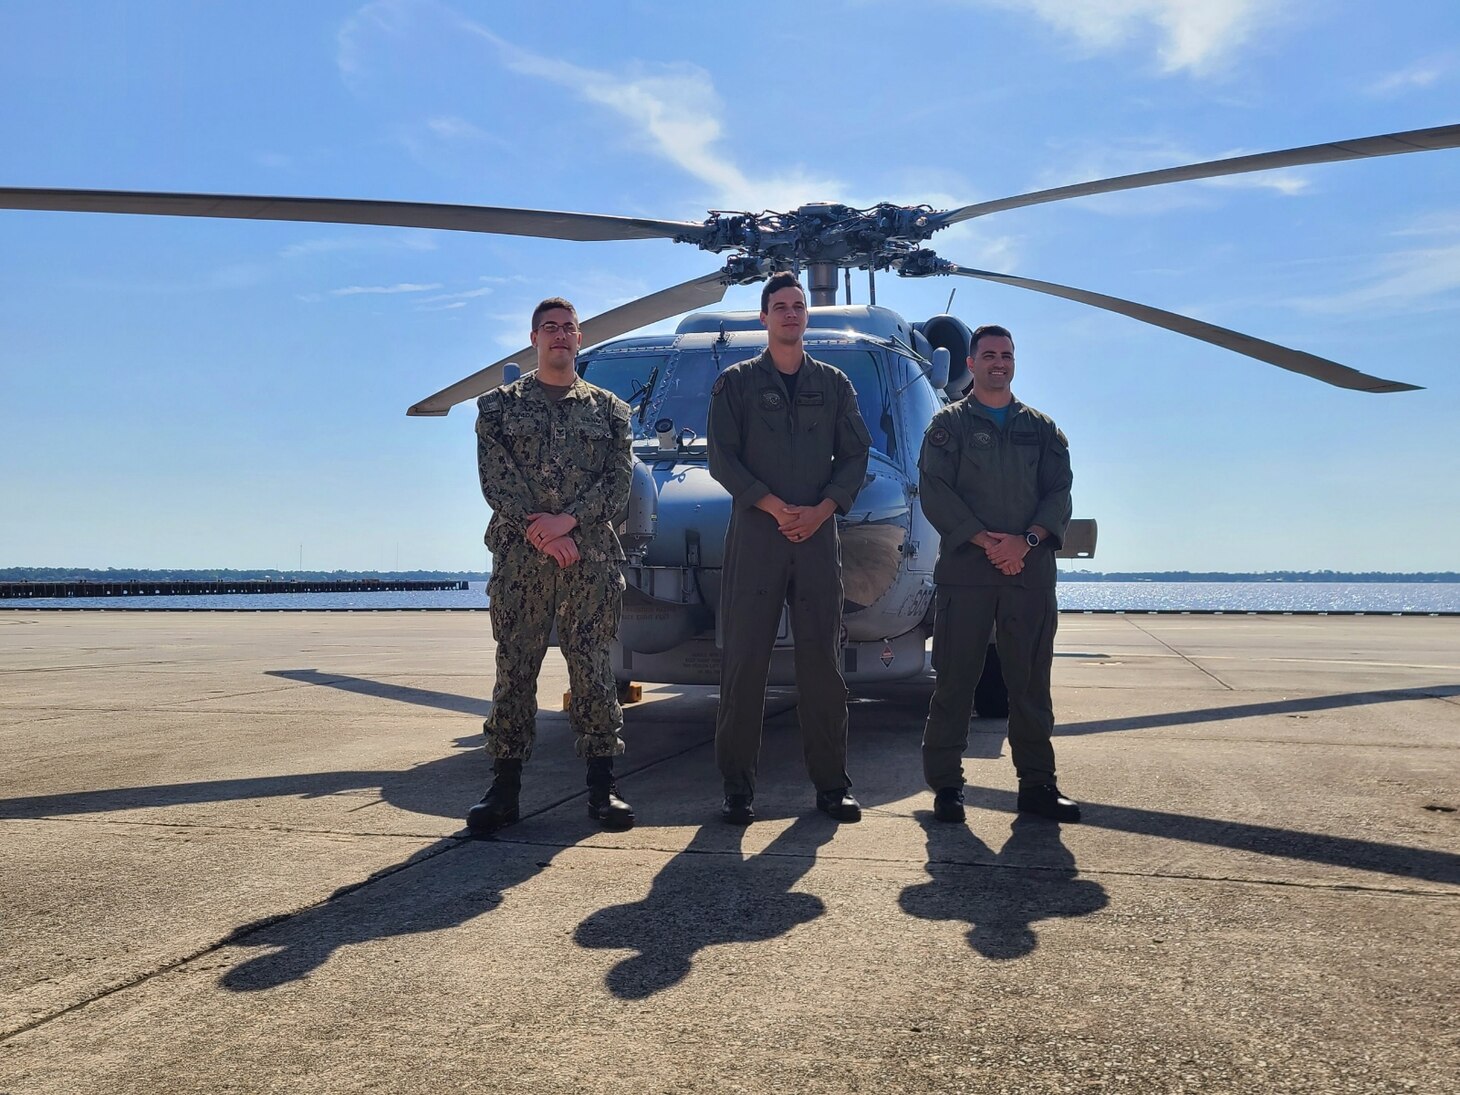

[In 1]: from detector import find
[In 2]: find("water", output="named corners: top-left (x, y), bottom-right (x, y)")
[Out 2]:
top-left (1055, 581), bottom-right (1459, 614)
top-left (4, 580), bottom-right (1457, 613)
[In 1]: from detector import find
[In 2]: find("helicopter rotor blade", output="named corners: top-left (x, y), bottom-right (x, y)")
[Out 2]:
top-left (0, 187), bottom-right (710, 244)
top-left (407, 269), bottom-right (732, 416)
top-left (939, 264), bottom-right (1422, 393)
top-left (932, 123), bottom-right (1460, 227)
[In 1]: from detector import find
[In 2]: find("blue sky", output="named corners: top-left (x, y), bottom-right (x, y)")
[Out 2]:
top-left (2, 0), bottom-right (1457, 573)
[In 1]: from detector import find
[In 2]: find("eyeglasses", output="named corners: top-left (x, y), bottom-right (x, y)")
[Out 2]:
top-left (537, 321), bottom-right (580, 335)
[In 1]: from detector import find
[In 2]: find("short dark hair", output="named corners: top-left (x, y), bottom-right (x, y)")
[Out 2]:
top-left (531, 296), bottom-right (578, 330)
top-left (760, 271), bottom-right (804, 314)
top-left (969, 324), bottom-right (1014, 355)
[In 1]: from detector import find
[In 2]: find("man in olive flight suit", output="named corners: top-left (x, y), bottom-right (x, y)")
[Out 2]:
top-left (707, 271), bottom-right (872, 825)
top-left (918, 324), bottom-right (1080, 823)
top-left (467, 296), bottom-right (636, 835)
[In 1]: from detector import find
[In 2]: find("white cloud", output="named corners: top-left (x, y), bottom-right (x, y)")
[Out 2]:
top-left (453, 17), bottom-right (841, 211)
top-left (328, 282), bottom-right (443, 296)
top-left (1290, 232), bottom-right (1460, 315)
top-left (974, 0), bottom-right (1276, 75)
top-left (1366, 56), bottom-right (1455, 98)
top-left (417, 286), bottom-right (494, 304)
top-left (279, 233), bottom-right (438, 259)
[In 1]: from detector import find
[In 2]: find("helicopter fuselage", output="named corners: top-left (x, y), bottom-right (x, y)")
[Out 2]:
top-left (570, 303), bottom-right (1085, 686)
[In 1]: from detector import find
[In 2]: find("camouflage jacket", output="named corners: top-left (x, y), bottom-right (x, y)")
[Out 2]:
top-left (476, 374), bottom-right (633, 564)
top-left (918, 396), bottom-right (1072, 588)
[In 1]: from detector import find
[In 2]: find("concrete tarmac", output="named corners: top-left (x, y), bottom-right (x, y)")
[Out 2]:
top-left (0, 611), bottom-right (1456, 1094)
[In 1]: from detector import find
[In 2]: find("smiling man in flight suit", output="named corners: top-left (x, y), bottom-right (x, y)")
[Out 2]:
top-left (467, 296), bottom-right (636, 836)
top-left (918, 324), bottom-right (1079, 823)
top-left (707, 271), bottom-right (872, 825)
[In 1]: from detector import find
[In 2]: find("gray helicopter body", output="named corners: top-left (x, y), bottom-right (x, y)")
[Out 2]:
top-left (566, 303), bottom-right (1093, 686)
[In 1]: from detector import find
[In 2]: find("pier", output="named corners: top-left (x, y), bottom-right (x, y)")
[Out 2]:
top-left (0, 578), bottom-right (468, 599)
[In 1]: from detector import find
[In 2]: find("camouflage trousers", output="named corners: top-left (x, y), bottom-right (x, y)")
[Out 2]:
top-left (484, 541), bottom-right (626, 761)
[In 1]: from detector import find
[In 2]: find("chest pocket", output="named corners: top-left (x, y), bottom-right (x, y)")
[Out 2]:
top-left (957, 426), bottom-right (998, 481)
top-left (1011, 428), bottom-right (1041, 470)
top-left (502, 415), bottom-right (545, 468)
top-left (794, 388), bottom-right (824, 434)
top-left (569, 417), bottom-right (613, 471)
top-left (753, 386), bottom-right (790, 436)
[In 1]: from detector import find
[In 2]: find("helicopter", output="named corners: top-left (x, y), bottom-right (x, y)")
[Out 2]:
top-left (3, 122), bottom-right (1453, 708)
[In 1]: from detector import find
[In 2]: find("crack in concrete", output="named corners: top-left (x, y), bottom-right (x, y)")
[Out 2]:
top-left (493, 831), bottom-right (1460, 899)
top-left (1122, 618), bottom-right (1235, 690)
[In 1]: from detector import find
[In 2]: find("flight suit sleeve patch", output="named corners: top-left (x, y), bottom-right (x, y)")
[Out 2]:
top-left (711, 374), bottom-right (727, 397)
top-left (928, 426), bottom-right (950, 448)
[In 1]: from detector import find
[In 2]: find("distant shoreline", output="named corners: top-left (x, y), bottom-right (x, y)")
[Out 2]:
top-left (3, 568), bottom-right (1457, 585)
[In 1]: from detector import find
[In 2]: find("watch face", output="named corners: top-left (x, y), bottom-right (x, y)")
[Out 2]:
top-left (1026, 532), bottom-right (1040, 547)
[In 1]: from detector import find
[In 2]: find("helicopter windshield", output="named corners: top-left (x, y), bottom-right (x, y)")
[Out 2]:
top-left (581, 347), bottom-right (897, 457)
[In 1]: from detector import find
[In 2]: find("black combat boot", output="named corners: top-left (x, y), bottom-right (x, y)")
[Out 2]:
top-left (466, 758), bottom-right (522, 835)
top-left (586, 756), bottom-right (635, 830)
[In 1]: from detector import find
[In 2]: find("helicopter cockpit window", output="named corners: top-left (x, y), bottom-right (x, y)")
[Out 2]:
top-left (580, 347), bottom-right (896, 457)
top-left (814, 349), bottom-right (896, 460)
top-left (576, 353), bottom-right (672, 427)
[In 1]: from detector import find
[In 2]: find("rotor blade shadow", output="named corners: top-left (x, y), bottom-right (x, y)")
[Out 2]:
top-left (1059, 684), bottom-right (1460, 737)
top-left (265, 668), bottom-right (490, 717)
top-left (962, 787), bottom-right (1460, 886)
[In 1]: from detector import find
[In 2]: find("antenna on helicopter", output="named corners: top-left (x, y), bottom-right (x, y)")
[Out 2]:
top-left (946, 288), bottom-right (957, 313)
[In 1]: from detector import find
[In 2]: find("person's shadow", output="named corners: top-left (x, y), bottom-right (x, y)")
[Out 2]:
top-left (219, 834), bottom-right (564, 991)
top-left (899, 814), bottom-right (1108, 959)
top-left (573, 816), bottom-right (835, 1000)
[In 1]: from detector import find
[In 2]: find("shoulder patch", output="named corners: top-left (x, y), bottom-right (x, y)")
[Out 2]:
top-left (711, 374), bottom-right (727, 396)
top-left (928, 426), bottom-right (950, 448)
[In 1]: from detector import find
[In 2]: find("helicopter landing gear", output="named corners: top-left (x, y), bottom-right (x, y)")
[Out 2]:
top-left (974, 642), bottom-right (1009, 719)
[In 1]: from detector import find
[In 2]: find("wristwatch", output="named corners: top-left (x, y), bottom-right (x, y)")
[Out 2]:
top-left (1024, 531), bottom-right (1041, 548)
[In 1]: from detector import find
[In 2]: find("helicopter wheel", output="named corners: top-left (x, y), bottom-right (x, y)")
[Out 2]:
top-left (974, 643), bottom-right (1009, 719)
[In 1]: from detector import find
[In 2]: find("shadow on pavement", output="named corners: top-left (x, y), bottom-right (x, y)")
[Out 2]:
top-left (1058, 684), bottom-right (1460, 737)
top-left (899, 814), bottom-right (1108, 959)
top-left (265, 668), bottom-right (492, 716)
top-left (962, 785), bottom-right (1460, 885)
top-left (573, 817), bottom-right (835, 999)
top-left (218, 836), bottom-right (562, 992)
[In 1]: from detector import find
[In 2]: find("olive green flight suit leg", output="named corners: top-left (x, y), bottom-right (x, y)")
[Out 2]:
top-left (717, 512), bottom-right (850, 796)
top-left (557, 561), bottom-right (627, 759)
top-left (787, 520), bottom-right (852, 793)
top-left (994, 586), bottom-right (1059, 786)
top-left (922, 585), bottom-right (998, 791)
top-left (717, 511), bottom-right (792, 797)
top-left (484, 542), bottom-right (559, 761)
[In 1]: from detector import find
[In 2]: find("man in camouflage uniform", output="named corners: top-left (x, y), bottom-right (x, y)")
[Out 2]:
top-left (467, 296), bottom-right (636, 835)
top-left (707, 272), bottom-right (872, 825)
top-left (918, 324), bottom-right (1080, 824)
